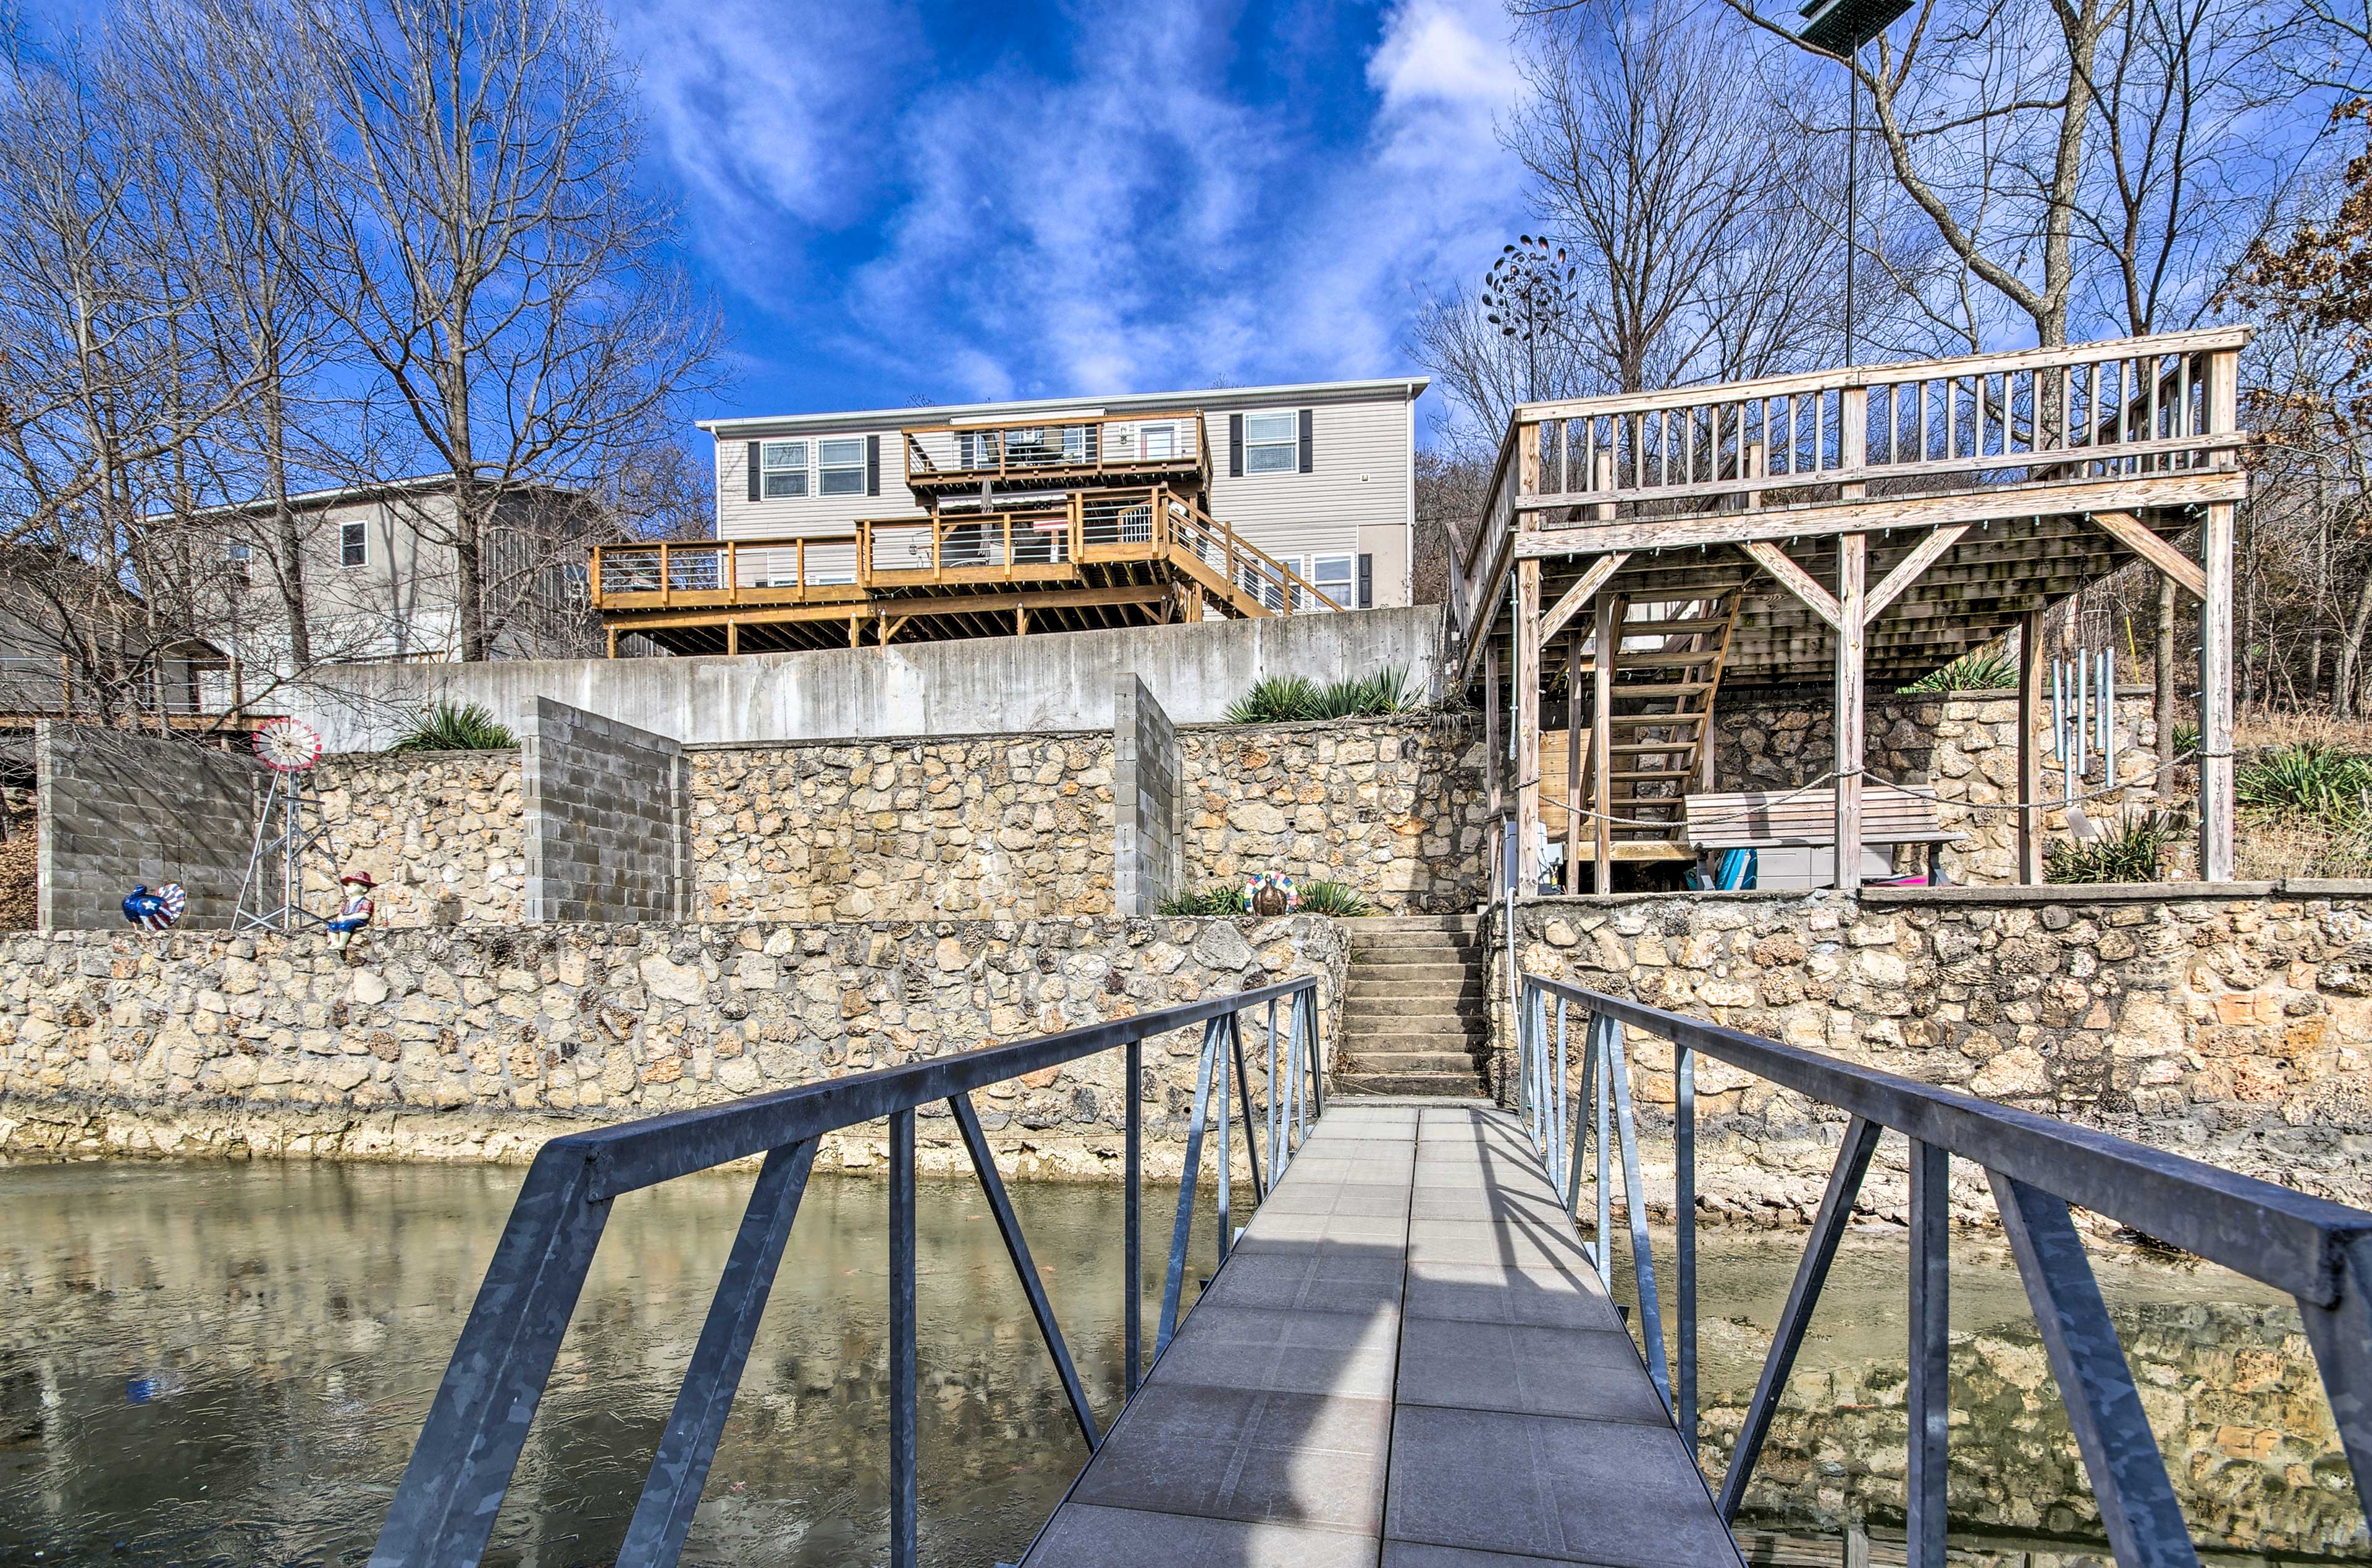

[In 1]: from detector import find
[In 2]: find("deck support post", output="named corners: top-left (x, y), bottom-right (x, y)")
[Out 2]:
top-left (1484, 645), bottom-right (1504, 903)
top-left (725, 620), bottom-right (738, 656)
top-left (1516, 560), bottom-right (1542, 895)
top-left (1833, 533), bottom-right (1866, 891)
top-left (605, 625), bottom-right (618, 660)
top-left (2018, 608), bottom-right (2045, 884)
top-left (2200, 500), bottom-right (2235, 880)
top-left (1565, 635), bottom-right (1585, 895)
top-left (1592, 592), bottom-right (1616, 894)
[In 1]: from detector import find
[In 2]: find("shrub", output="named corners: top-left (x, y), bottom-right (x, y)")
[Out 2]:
top-left (1157, 885), bottom-right (1243, 916)
top-left (2045, 811), bottom-right (2181, 883)
top-left (1297, 879), bottom-right (1373, 916)
top-left (390, 700), bottom-right (516, 753)
top-left (2235, 744), bottom-right (2372, 822)
top-left (2172, 720), bottom-right (2200, 756)
top-left (1898, 652), bottom-right (2017, 694)
top-left (1224, 665), bottom-right (1418, 724)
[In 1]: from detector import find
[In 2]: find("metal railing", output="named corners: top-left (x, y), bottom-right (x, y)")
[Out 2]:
top-left (370, 976), bottom-right (1326, 1568)
top-left (1455, 327), bottom-right (2250, 642)
top-left (1513, 970), bottom-right (2372, 1568)
top-left (902, 411), bottom-right (1211, 488)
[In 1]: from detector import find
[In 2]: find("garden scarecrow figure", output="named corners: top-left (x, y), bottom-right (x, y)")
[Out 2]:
top-left (327, 871), bottom-right (376, 951)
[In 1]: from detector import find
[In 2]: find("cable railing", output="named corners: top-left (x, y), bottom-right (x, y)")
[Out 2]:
top-left (369, 976), bottom-right (1326, 1568)
top-left (1512, 970), bottom-right (2372, 1568)
top-left (902, 412), bottom-right (1211, 488)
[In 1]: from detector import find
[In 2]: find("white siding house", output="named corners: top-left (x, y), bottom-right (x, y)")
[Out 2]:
top-left (696, 377), bottom-right (1427, 609)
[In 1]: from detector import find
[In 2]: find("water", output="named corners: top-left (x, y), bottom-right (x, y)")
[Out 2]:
top-left (4, 1160), bottom-right (2369, 1566)
top-left (0, 1158), bottom-right (1226, 1567)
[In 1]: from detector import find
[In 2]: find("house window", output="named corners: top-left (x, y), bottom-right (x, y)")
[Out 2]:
top-left (1244, 411), bottom-right (1298, 474)
top-left (224, 539), bottom-right (252, 584)
top-left (340, 518), bottom-right (367, 568)
top-left (762, 440), bottom-right (808, 498)
top-left (1306, 553), bottom-right (1356, 610)
top-left (818, 437), bottom-right (866, 495)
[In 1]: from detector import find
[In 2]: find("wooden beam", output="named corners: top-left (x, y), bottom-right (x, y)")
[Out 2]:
top-left (1484, 643), bottom-right (1504, 824)
top-left (1516, 558), bottom-right (1542, 895)
top-left (1016, 605), bottom-right (1028, 635)
top-left (2089, 509), bottom-right (2207, 600)
top-left (1565, 635), bottom-right (1585, 895)
top-left (1512, 468), bottom-right (2245, 556)
top-left (2200, 500), bottom-right (2235, 881)
top-left (725, 619), bottom-right (739, 656)
top-left (1862, 524), bottom-right (1970, 624)
top-left (849, 614), bottom-right (862, 648)
top-left (1592, 593), bottom-right (1617, 893)
top-left (1833, 533), bottom-right (1866, 891)
top-left (605, 624), bottom-right (618, 660)
top-left (2017, 609), bottom-right (2043, 884)
top-left (1539, 551), bottom-right (1631, 645)
top-left (1742, 541), bottom-right (1843, 630)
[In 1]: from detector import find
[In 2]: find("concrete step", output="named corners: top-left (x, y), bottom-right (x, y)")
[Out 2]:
top-left (1340, 915), bottom-right (1482, 934)
top-left (1348, 938), bottom-right (1481, 959)
top-left (1345, 1049), bottom-right (1484, 1075)
top-left (1345, 960), bottom-right (1473, 982)
top-left (1349, 978), bottom-right (1486, 1002)
top-left (1354, 1022), bottom-right (1489, 1047)
top-left (1332, 1070), bottom-right (1492, 1097)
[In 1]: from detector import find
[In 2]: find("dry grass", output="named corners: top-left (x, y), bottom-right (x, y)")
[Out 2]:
top-left (2233, 706), bottom-right (2372, 754)
top-left (0, 824), bottom-right (33, 929)
top-left (2235, 812), bottom-right (2372, 879)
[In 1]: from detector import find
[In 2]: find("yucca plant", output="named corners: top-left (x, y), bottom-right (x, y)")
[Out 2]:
top-left (1226, 676), bottom-right (1323, 725)
top-left (1158, 885), bottom-right (1244, 916)
top-left (2172, 720), bottom-right (2200, 756)
top-left (2236, 744), bottom-right (2372, 821)
top-left (1898, 651), bottom-right (2018, 694)
top-left (391, 700), bottom-right (518, 753)
top-left (1297, 879), bottom-right (1373, 916)
top-left (2045, 811), bottom-right (2181, 884)
top-left (1226, 665), bottom-right (1419, 724)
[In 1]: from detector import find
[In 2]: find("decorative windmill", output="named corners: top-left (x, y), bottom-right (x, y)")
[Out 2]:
top-left (235, 718), bottom-right (336, 932)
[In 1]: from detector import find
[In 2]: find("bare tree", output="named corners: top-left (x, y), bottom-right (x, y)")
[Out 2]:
top-left (290, 0), bottom-right (721, 660)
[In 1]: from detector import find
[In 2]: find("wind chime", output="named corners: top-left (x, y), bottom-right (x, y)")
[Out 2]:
top-left (234, 717), bottom-right (335, 932)
top-left (2051, 648), bottom-right (2119, 805)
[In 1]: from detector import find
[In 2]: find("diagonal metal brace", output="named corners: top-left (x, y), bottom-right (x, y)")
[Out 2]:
top-left (950, 1091), bottom-right (1101, 1449)
top-left (1990, 1172), bottom-right (2201, 1568)
top-left (1158, 1018), bottom-right (1226, 1356)
top-left (618, 1138), bottom-right (819, 1567)
top-left (1717, 1114), bottom-right (1880, 1520)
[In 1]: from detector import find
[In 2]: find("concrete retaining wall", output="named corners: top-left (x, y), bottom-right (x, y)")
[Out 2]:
top-left (36, 724), bottom-right (258, 930)
top-left (288, 606), bottom-right (1449, 751)
top-left (1113, 676), bottom-right (1182, 916)
top-left (521, 700), bottom-right (688, 923)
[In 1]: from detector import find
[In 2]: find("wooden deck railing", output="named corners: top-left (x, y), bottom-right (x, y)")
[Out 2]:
top-left (1453, 327), bottom-right (2250, 640)
top-left (901, 411), bottom-right (1212, 490)
top-left (590, 485), bottom-right (1340, 619)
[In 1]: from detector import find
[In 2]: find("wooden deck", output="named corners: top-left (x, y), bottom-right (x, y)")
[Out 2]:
top-left (1019, 1101), bottom-right (1737, 1568)
top-left (1452, 328), bottom-right (2250, 891)
top-left (592, 486), bottom-right (1340, 655)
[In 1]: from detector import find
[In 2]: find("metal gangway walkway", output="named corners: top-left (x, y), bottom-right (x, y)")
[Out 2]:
top-left (1022, 1097), bottom-right (1732, 1566)
top-left (371, 971), bottom-right (2372, 1568)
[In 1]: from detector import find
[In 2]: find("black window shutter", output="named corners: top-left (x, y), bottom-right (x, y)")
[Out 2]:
top-left (1298, 408), bottom-right (1314, 472)
top-left (1358, 553), bottom-right (1373, 608)
top-left (1228, 414), bottom-right (1243, 477)
top-left (865, 435), bottom-right (880, 497)
top-left (746, 440), bottom-right (762, 502)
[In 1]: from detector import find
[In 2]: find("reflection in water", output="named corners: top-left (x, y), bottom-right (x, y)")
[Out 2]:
top-left (1606, 1227), bottom-right (2372, 1565)
top-left (0, 1158), bottom-right (1221, 1567)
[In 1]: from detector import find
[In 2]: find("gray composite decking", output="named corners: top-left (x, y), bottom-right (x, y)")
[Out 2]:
top-left (1020, 1101), bottom-right (1744, 1567)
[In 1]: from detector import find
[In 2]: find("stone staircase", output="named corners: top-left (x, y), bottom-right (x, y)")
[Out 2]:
top-left (1332, 915), bottom-right (1491, 1099)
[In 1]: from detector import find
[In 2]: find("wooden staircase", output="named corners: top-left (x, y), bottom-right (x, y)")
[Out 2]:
top-left (1548, 590), bottom-right (1742, 873)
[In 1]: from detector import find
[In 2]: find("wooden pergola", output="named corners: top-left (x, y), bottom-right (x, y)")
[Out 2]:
top-left (1450, 327), bottom-right (2250, 894)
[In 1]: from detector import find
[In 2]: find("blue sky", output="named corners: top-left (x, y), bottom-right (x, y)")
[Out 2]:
top-left (610, 0), bottom-right (1526, 441)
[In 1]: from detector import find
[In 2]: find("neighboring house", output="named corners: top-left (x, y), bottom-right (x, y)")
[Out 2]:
top-left (197, 477), bottom-right (600, 684)
top-left (702, 377), bottom-right (1428, 613)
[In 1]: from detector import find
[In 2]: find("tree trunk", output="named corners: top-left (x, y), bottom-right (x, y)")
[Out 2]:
top-left (2334, 569), bottom-right (2372, 721)
top-left (2155, 576), bottom-right (2177, 770)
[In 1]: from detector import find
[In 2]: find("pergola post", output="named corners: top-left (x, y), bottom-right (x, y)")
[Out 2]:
top-left (1484, 644), bottom-right (1504, 901)
top-left (2017, 609), bottom-right (2045, 885)
top-left (2200, 500), bottom-right (2236, 881)
top-left (1592, 593), bottom-right (1617, 894)
top-left (1833, 534), bottom-right (1867, 891)
top-left (1516, 560), bottom-right (1543, 895)
top-left (1565, 636), bottom-right (1586, 895)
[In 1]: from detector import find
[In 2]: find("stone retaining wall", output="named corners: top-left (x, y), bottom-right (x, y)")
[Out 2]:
top-left (303, 751), bottom-right (525, 925)
top-left (0, 915), bottom-right (1344, 1177)
top-left (1492, 883), bottom-right (2372, 1220)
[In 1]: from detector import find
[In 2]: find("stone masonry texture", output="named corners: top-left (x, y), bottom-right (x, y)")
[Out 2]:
top-left (521, 698), bottom-right (688, 923)
top-left (36, 723), bottom-right (258, 929)
top-left (1493, 883), bottom-right (2372, 1223)
top-left (0, 915), bottom-right (1344, 1178)
top-left (1112, 675), bottom-right (1182, 916)
top-left (301, 750), bottom-right (525, 926)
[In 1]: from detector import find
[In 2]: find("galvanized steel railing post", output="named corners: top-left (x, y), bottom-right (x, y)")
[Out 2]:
top-left (1676, 1046), bottom-right (1697, 1459)
top-left (1125, 1035), bottom-right (1142, 1398)
top-left (888, 1107), bottom-right (918, 1568)
top-left (1906, 1138), bottom-right (1949, 1567)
